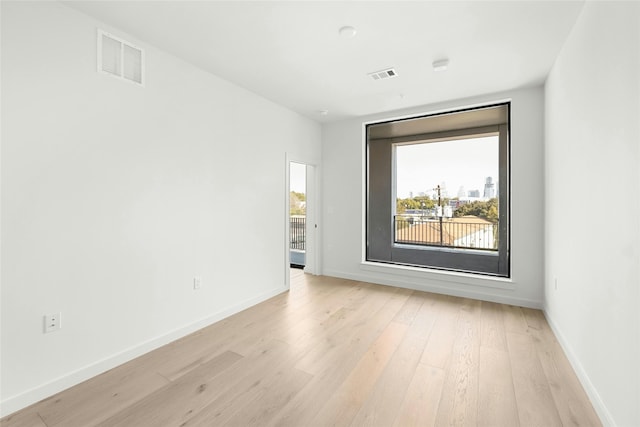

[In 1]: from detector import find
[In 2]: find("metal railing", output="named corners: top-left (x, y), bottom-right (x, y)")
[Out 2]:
top-left (394, 215), bottom-right (497, 250)
top-left (290, 216), bottom-right (306, 250)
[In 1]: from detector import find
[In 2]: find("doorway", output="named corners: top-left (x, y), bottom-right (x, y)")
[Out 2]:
top-left (289, 162), bottom-right (306, 269)
top-left (285, 158), bottom-right (316, 289)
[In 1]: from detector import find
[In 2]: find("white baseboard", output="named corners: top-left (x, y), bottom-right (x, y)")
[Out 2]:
top-left (323, 268), bottom-right (542, 309)
top-left (542, 310), bottom-right (614, 426)
top-left (0, 286), bottom-right (288, 418)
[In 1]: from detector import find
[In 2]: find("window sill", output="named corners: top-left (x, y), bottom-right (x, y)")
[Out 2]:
top-left (360, 260), bottom-right (515, 290)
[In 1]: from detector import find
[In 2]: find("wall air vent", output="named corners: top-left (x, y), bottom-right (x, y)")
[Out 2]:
top-left (368, 68), bottom-right (398, 81)
top-left (98, 29), bottom-right (144, 86)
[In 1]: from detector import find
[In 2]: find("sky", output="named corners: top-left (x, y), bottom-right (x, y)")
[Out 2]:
top-left (395, 136), bottom-right (498, 199)
top-left (290, 162), bottom-right (306, 193)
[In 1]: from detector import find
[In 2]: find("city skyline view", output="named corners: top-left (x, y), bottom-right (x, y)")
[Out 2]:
top-left (395, 135), bottom-right (499, 199)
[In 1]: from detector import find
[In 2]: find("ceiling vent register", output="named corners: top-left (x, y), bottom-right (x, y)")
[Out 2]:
top-left (368, 68), bottom-right (398, 81)
top-left (98, 29), bottom-right (144, 86)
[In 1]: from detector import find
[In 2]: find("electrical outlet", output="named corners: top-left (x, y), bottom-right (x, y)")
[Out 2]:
top-left (44, 313), bottom-right (61, 333)
top-left (193, 276), bottom-right (202, 290)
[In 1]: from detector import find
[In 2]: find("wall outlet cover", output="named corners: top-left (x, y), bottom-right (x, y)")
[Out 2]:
top-left (44, 313), bottom-right (61, 333)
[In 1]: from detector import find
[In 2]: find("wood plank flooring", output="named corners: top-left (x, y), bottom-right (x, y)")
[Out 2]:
top-left (1, 270), bottom-right (601, 426)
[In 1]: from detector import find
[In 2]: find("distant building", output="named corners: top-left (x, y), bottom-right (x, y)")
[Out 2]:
top-left (483, 177), bottom-right (495, 198)
top-left (440, 182), bottom-right (449, 198)
top-left (468, 189), bottom-right (480, 198)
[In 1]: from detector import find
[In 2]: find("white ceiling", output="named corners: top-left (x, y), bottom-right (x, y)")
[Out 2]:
top-left (64, 1), bottom-right (585, 123)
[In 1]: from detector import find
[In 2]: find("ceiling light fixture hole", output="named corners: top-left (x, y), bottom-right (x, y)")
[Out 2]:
top-left (338, 26), bottom-right (357, 38)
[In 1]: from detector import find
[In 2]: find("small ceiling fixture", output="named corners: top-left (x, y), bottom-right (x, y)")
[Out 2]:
top-left (338, 26), bottom-right (357, 38)
top-left (318, 109), bottom-right (329, 116)
top-left (368, 68), bottom-right (398, 81)
top-left (432, 58), bottom-right (449, 72)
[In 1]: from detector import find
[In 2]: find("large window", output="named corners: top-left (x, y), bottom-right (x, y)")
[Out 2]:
top-left (366, 103), bottom-right (510, 277)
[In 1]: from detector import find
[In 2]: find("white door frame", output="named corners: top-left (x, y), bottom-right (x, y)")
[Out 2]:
top-left (285, 154), bottom-right (318, 289)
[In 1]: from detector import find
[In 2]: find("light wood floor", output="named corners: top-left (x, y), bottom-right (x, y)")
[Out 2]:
top-left (2, 270), bottom-right (601, 427)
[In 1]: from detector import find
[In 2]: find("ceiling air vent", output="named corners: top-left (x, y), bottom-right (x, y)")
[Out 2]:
top-left (368, 68), bottom-right (398, 81)
top-left (98, 29), bottom-right (144, 86)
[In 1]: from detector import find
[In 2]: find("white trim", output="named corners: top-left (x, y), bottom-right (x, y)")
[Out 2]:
top-left (543, 310), bottom-right (613, 426)
top-left (324, 268), bottom-right (540, 309)
top-left (360, 261), bottom-right (514, 289)
top-left (0, 286), bottom-right (287, 417)
top-left (284, 153), bottom-right (292, 290)
top-left (303, 164), bottom-right (317, 275)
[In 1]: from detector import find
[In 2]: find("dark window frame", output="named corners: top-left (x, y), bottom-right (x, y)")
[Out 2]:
top-left (366, 103), bottom-right (510, 277)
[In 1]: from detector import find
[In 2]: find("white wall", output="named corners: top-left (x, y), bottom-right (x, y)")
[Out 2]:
top-left (0, 1), bottom-right (321, 415)
top-left (544, 2), bottom-right (640, 426)
top-left (321, 87), bottom-right (544, 308)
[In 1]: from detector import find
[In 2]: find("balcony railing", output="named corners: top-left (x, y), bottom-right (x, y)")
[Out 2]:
top-left (290, 216), bottom-right (306, 250)
top-left (394, 215), bottom-right (497, 251)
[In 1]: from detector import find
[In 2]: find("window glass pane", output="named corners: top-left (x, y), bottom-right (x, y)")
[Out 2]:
top-left (394, 136), bottom-right (499, 251)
